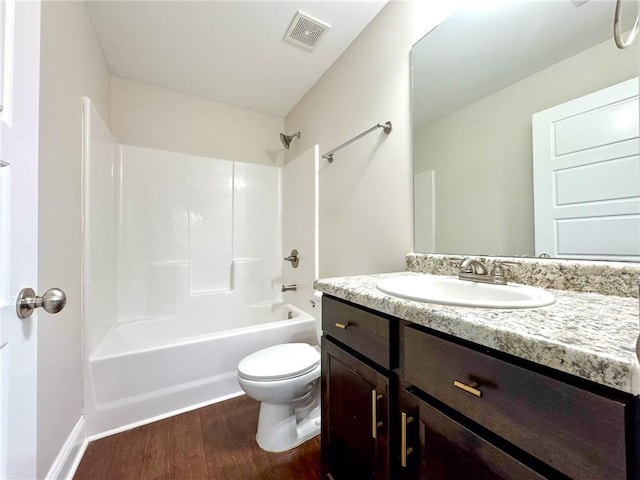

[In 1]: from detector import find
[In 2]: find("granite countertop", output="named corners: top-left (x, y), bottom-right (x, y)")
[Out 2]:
top-left (314, 272), bottom-right (640, 395)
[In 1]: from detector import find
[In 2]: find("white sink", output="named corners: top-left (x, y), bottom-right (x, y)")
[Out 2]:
top-left (376, 275), bottom-right (555, 309)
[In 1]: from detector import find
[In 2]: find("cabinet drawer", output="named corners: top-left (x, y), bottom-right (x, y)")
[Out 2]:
top-left (404, 326), bottom-right (629, 480)
top-left (322, 296), bottom-right (392, 369)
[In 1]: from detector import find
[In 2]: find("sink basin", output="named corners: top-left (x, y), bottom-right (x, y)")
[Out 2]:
top-left (376, 275), bottom-right (555, 309)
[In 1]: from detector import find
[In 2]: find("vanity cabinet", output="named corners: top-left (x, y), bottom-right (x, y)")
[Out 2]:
top-left (321, 296), bottom-right (399, 480)
top-left (321, 339), bottom-right (390, 479)
top-left (320, 294), bottom-right (640, 480)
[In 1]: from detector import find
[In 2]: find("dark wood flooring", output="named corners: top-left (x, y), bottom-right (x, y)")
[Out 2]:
top-left (74, 395), bottom-right (321, 480)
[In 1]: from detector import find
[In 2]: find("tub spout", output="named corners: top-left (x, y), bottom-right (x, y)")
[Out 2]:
top-left (282, 284), bottom-right (297, 292)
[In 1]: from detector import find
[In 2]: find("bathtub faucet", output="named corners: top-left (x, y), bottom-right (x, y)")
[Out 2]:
top-left (282, 284), bottom-right (297, 292)
top-left (284, 249), bottom-right (299, 268)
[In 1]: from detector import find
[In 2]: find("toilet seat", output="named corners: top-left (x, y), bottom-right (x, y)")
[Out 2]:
top-left (238, 343), bottom-right (320, 381)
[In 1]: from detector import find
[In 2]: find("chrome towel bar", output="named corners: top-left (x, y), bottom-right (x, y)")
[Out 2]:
top-left (322, 121), bottom-right (392, 163)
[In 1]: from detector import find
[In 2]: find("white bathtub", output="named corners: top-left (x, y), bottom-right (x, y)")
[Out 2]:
top-left (85, 303), bottom-right (317, 438)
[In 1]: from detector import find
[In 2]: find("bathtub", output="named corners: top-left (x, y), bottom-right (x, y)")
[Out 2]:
top-left (84, 303), bottom-right (317, 438)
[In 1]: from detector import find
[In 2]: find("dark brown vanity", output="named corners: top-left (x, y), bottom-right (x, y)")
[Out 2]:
top-left (320, 294), bottom-right (640, 480)
top-left (321, 296), bottom-right (398, 479)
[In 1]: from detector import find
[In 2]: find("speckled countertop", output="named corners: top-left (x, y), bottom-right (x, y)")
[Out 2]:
top-left (314, 272), bottom-right (640, 395)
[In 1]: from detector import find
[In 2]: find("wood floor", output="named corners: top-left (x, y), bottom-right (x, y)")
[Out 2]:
top-left (73, 395), bottom-right (321, 480)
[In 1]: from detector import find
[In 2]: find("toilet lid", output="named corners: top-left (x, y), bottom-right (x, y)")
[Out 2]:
top-left (238, 343), bottom-right (320, 381)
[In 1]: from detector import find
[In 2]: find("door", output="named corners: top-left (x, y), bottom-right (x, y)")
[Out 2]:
top-left (321, 338), bottom-right (390, 480)
top-left (0, 1), bottom-right (41, 478)
top-left (399, 389), bottom-right (548, 480)
top-left (532, 78), bottom-right (640, 261)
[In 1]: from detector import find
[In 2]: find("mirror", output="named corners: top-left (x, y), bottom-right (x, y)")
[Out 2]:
top-left (412, 0), bottom-right (639, 261)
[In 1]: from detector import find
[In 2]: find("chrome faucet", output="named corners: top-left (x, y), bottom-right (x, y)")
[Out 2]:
top-left (459, 257), bottom-right (488, 276)
top-left (284, 249), bottom-right (299, 268)
top-left (458, 258), bottom-right (517, 285)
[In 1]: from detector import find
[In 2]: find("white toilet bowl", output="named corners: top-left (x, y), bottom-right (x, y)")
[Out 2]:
top-left (237, 343), bottom-right (321, 452)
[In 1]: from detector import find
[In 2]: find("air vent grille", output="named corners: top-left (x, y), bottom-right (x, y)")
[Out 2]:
top-left (284, 11), bottom-right (330, 51)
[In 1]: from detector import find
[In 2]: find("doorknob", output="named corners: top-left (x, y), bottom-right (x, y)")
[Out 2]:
top-left (16, 287), bottom-right (67, 319)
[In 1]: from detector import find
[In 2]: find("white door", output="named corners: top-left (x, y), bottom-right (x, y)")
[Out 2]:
top-left (0, 1), bottom-right (41, 478)
top-left (532, 78), bottom-right (640, 261)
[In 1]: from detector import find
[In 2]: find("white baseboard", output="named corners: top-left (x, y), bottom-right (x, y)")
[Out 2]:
top-left (45, 416), bottom-right (88, 480)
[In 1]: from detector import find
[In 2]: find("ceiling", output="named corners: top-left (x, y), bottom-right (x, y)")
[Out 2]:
top-left (412, 0), bottom-right (626, 129)
top-left (85, 1), bottom-right (388, 118)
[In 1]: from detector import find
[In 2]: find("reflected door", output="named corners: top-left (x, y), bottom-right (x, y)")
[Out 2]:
top-left (533, 77), bottom-right (640, 261)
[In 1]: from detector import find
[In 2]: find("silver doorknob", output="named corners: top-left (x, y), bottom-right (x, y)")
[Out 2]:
top-left (16, 287), bottom-right (67, 319)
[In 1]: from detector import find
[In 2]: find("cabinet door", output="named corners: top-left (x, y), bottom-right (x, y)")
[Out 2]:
top-left (398, 390), bottom-right (548, 480)
top-left (321, 338), bottom-right (389, 480)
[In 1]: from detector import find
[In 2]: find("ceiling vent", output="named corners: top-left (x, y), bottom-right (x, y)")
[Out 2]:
top-left (284, 11), bottom-right (330, 51)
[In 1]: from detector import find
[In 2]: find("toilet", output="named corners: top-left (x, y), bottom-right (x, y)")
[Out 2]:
top-left (237, 342), bottom-right (321, 452)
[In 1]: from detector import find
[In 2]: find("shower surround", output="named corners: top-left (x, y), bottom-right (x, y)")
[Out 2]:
top-left (82, 100), bottom-right (315, 436)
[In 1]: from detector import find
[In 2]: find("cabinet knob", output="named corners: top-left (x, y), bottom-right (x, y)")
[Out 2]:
top-left (334, 322), bottom-right (349, 329)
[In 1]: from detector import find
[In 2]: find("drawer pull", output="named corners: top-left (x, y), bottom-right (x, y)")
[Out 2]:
top-left (371, 390), bottom-right (383, 438)
top-left (401, 412), bottom-right (414, 468)
top-left (334, 322), bottom-right (349, 329)
top-left (453, 380), bottom-right (483, 398)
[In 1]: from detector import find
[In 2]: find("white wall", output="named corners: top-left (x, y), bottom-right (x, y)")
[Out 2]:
top-left (37, 1), bottom-right (111, 476)
top-left (284, 2), bottom-right (415, 278)
top-left (111, 76), bottom-right (285, 166)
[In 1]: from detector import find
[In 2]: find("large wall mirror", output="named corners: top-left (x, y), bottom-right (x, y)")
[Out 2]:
top-left (412, 0), bottom-right (640, 261)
